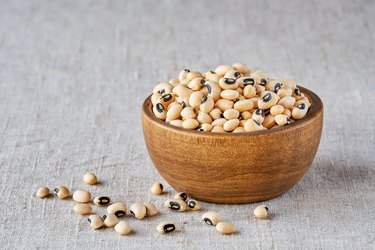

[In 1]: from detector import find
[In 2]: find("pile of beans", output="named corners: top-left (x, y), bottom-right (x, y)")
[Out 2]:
top-left (36, 176), bottom-right (270, 236)
top-left (151, 63), bottom-right (311, 132)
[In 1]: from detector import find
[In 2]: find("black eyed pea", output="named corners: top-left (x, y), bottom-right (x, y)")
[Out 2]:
top-left (277, 87), bottom-right (293, 98)
top-left (178, 69), bottom-right (190, 82)
top-left (74, 203), bottom-right (92, 215)
top-left (202, 211), bottom-right (221, 226)
top-left (169, 119), bottom-right (183, 127)
top-left (172, 85), bottom-right (194, 99)
top-left (187, 199), bottom-right (201, 210)
top-left (283, 108), bottom-right (292, 118)
top-left (53, 185), bottom-right (70, 199)
top-left (157, 221), bottom-right (176, 234)
top-left (211, 125), bottom-right (226, 133)
top-left (143, 202), bottom-right (158, 216)
top-left (103, 214), bottom-right (118, 227)
top-left (241, 111), bottom-right (252, 120)
top-left (36, 187), bottom-right (50, 198)
top-left (216, 222), bottom-right (236, 235)
top-left (295, 97), bottom-right (311, 108)
top-left (265, 80), bottom-right (283, 92)
top-left (278, 77), bottom-right (296, 89)
top-left (204, 80), bottom-right (221, 101)
top-left (129, 203), bottom-right (147, 219)
top-left (205, 71), bottom-right (221, 83)
top-left (151, 182), bottom-right (163, 195)
top-left (153, 103), bottom-right (167, 120)
top-left (157, 93), bottom-right (175, 108)
top-left (274, 114), bottom-right (291, 126)
top-left (151, 93), bottom-right (161, 105)
top-left (93, 196), bottom-right (111, 207)
top-left (223, 109), bottom-right (240, 120)
top-left (182, 119), bottom-right (199, 130)
top-left (88, 214), bottom-right (104, 230)
top-left (167, 101), bottom-right (180, 111)
top-left (197, 123), bottom-right (213, 132)
top-left (255, 85), bottom-right (266, 95)
top-left (153, 82), bottom-right (173, 95)
top-left (223, 119), bottom-right (240, 132)
top-left (179, 78), bottom-right (190, 87)
top-left (232, 63), bottom-right (250, 75)
top-left (212, 118), bottom-right (227, 127)
top-left (262, 114), bottom-right (276, 129)
top-left (224, 69), bottom-right (241, 80)
top-left (244, 119), bottom-right (265, 132)
top-left (197, 112), bottom-right (213, 124)
top-left (243, 85), bottom-right (257, 98)
top-left (220, 89), bottom-right (240, 100)
top-left (169, 78), bottom-right (180, 86)
top-left (186, 71), bottom-right (203, 81)
top-left (174, 192), bottom-right (188, 201)
top-left (115, 221), bottom-right (131, 235)
top-left (278, 96), bottom-right (296, 110)
top-left (73, 190), bottom-right (91, 203)
top-left (181, 107), bottom-right (197, 120)
top-left (107, 202), bottom-right (127, 217)
top-left (176, 97), bottom-right (190, 108)
top-left (215, 99), bottom-right (234, 112)
top-left (234, 99), bottom-right (254, 112)
top-left (251, 70), bottom-right (269, 81)
top-left (164, 199), bottom-right (187, 212)
top-left (254, 205), bottom-right (269, 219)
top-left (233, 126), bottom-right (246, 133)
top-left (258, 91), bottom-right (280, 110)
top-left (270, 105), bottom-right (285, 116)
top-left (200, 96), bottom-right (215, 113)
top-left (237, 77), bottom-right (256, 88)
top-left (252, 109), bottom-right (266, 123)
top-left (219, 77), bottom-right (239, 90)
top-left (189, 91), bottom-right (204, 109)
top-left (83, 172), bottom-right (97, 185)
top-left (188, 78), bottom-right (205, 91)
top-left (166, 103), bottom-right (183, 120)
top-left (292, 88), bottom-right (302, 100)
top-left (292, 102), bottom-right (308, 120)
top-left (214, 65), bottom-right (233, 76)
top-left (209, 108), bottom-right (222, 120)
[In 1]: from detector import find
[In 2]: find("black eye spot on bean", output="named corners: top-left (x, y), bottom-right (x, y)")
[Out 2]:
top-left (188, 200), bottom-right (196, 208)
top-left (99, 197), bottom-right (110, 205)
top-left (163, 224), bottom-right (175, 233)
top-left (260, 78), bottom-right (267, 86)
top-left (220, 113), bottom-right (225, 118)
top-left (206, 84), bottom-right (212, 94)
top-left (210, 70), bottom-right (216, 74)
top-left (275, 83), bottom-right (282, 92)
top-left (286, 117), bottom-right (291, 124)
top-left (159, 183), bottom-right (163, 190)
top-left (103, 215), bottom-right (107, 220)
top-left (234, 72), bottom-right (241, 78)
top-left (162, 94), bottom-right (172, 102)
top-left (253, 119), bottom-right (261, 126)
top-left (170, 202), bottom-right (181, 210)
top-left (201, 96), bottom-right (208, 104)
top-left (294, 88), bottom-right (301, 96)
top-left (53, 188), bottom-right (59, 194)
top-left (197, 125), bottom-right (203, 131)
top-left (156, 103), bottom-right (164, 113)
top-left (255, 109), bottom-right (265, 117)
top-left (87, 218), bottom-right (91, 223)
top-left (159, 89), bottom-right (166, 94)
top-left (115, 210), bottom-right (126, 217)
top-left (261, 93), bottom-right (272, 103)
top-left (265, 207), bottom-right (269, 211)
top-left (243, 78), bottom-right (255, 86)
top-left (297, 103), bottom-right (306, 110)
top-left (203, 218), bottom-right (213, 225)
top-left (184, 69), bottom-right (190, 72)
top-left (224, 78), bottom-right (236, 84)
top-left (200, 79), bottom-right (205, 85)
top-left (182, 101), bottom-right (187, 108)
top-left (180, 193), bottom-right (188, 201)
top-left (129, 211), bottom-right (135, 216)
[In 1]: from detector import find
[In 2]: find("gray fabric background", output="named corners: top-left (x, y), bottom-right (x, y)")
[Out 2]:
top-left (0, 0), bottom-right (374, 249)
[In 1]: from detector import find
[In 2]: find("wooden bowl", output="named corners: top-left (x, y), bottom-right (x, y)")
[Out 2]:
top-left (142, 86), bottom-right (323, 204)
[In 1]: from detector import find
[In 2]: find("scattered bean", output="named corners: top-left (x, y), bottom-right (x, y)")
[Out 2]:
top-left (83, 172), bottom-right (97, 185)
top-left (107, 202), bottom-right (127, 217)
top-left (103, 214), bottom-right (118, 227)
top-left (74, 203), bottom-right (92, 215)
top-left (187, 200), bottom-right (201, 210)
top-left (202, 211), bottom-right (221, 226)
top-left (157, 221), bottom-right (176, 234)
top-left (73, 190), bottom-right (91, 203)
top-left (174, 192), bottom-right (188, 201)
top-left (254, 205), bottom-right (269, 219)
top-left (53, 185), bottom-right (70, 199)
top-left (129, 203), bottom-right (147, 219)
top-left (164, 199), bottom-right (187, 212)
top-left (88, 214), bottom-right (104, 229)
top-left (93, 196), bottom-right (111, 207)
top-left (143, 202), bottom-right (158, 216)
top-left (151, 182), bottom-right (163, 195)
top-left (216, 222), bottom-right (236, 234)
top-left (36, 187), bottom-right (50, 198)
top-left (115, 221), bottom-right (131, 235)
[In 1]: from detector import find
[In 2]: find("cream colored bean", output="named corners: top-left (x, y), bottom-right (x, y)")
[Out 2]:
top-left (255, 85), bottom-right (266, 94)
top-left (265, 80), bottom-right (284, 92)
top-left (295, 97), bottom-right (311, 108)
top-left (270, 105), bottom-right (285, 116)
top-left (178, 69), bottom-right (190, 82)
top-left (107, 203), bottom-right (127, 217)
top-left (172, 85), bottom-right (194, 99)
top-left (224, 70), bottom-right (241, 80)
top-left (180, 107), bottom-right (197, 120)
top-left (74, 203), bottom-right (92, 215)
top-left (53, 185), bottom-right (70, 199)
top-left (205, 80), bottom-right (221, 101)
top-left (205, 71), bottom-right (221, 83)
top-left (103, 214), bottom-right (118, 227)
top-left (153, 103), bottom-right (166, 120)
top-left (153, 82), bottom-right (173, 94)
top-left (143, 202), bottom-right (158, 216)
top-left (292, 88), bottom-right (302, 100)
top-left (254, 205), bottom-right (269, 219)
top-left (197, 123), bottom-right (213, 132)
top-left (188, 78), bottom-right (205, 91)
top-left (179, 78), bottom-right (190, 87)
top-left (220, 89), bottom-right (239, 100)
top-left (248, 97), bottom-right (260, 108)
top-left (233, 127), bottom-right (246, 133)
top-left (223, 119), bottom-right (240, 132)
top-left (234, 99), bottom-right (254, 112)
top-left (166, 103), bottom-right (183, 120)
top-left (174, 192), bottom-right (188, 201)
top-left (283, 108), bottom-right (292, 117)
top-left (236, 77), bottom-right (256, 88)
top-left (189, 91), bottom-right (204, 108)
top-left (278, 77), bottom-right (296, 89)
top-left (129, 203), bottom-right (147, 219)
top-left (223, 109), bottom-right (239, 119)
top-left (251, 70), bottom-right (269, 85)
top-left (258, 91), bottom-right (279, 110)
top-left (240, 111), bottom-right (251, 120)
top-left (202, 211), bottom-right (221, 226)
top-left (169, 119), bottom-right (183, 127)
top-left (88, 214), bottom-right (103, 229)
top-left (83, 172), bottom-right (97, 185)
top-left (151, 93), bottom-right (161, 105)
top-left (93, 196), bottom-right (111, 207)
top-left (216, 222), bottom-right (236, 234)
top-left (200, 96), bottom-right (214, 113)
top-left (187, 199), bottom-right (201, 210)
top-left (157, 93), bottom-right (175, 108)
top-left (209, 108), bottom-right (222, 120)
top-left (73, 190), bottom-right (91, 203)
top-left (219, 77), bottom-right (238, 90)
top-left (262, 114), bottom-right (276, 129)
top-left (215, 65), bottom-right (232, 76)
top-left (186, 71), bottom-right (203, 81)
top-left (243, 85), bottom-right (257, 98)
top-left (278, 96), bottom-right (296, 109)
top-left (157, 221), bottom-right (176, 234)
top-left (197, 112), bottom-right (213, 124)
top-left (36, 187), bottom-right (49, 198)
top-left (211, 125), bottom-right (225, 133)
top-left (244, 119), bottom-right (264, 132)
top-left (277, 87), bottom-right (293, 98)
top-left (292, 103), bottom-right (309, 120)
top-left (232, 63), bottom-right (250, 75)
top-left (164, 199), bottom-right (187, 212)
top-left (182, 119), bottom-right (199, 130)
top-left (212, 118), bottom-right (227, 126)
top-left (275, 114), bottom-right (291, 126)
top-left (215, 99), bottom-right (234, 112)
top-left (115, 221), bottom-right (131, 235)
top-left (169, 78), bottom-right (180, 86)
top-left (252, 109), bottom-right (266, 123)
top-left (151, 182), bottom-right (163, 195)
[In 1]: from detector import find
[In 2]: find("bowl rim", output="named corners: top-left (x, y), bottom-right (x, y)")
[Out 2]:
top-left (142, 86), bottom-right (323, 137)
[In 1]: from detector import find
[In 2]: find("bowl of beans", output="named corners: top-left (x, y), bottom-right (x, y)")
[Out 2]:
top-left (142, 64), bottom-right (323, 204)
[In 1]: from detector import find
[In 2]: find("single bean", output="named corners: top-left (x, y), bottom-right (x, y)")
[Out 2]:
top-left (74, 203), bottom-right (92, 215)
top-left (103, 214), bottom-right (118, 227)
top-left (216, 222), bottom-right (236, 234)
top-left (151, 182), bottom-right (163, 195)
top-left (244, 119), bottom-right (264, 132)
top-left (73, 190), bottom-right (91, 203)
top-left (115, 221), bottom-right (131, 235)
top-left (88, 214), bottom-right (103, 230)
top-left (107, 202), bottom-right (127, 217)
top-left (202, 211), bottom-right (220, 226)
top-left (223, 119), bottom-right (240, 132)
top-left (157, 221), bottom-right (176, 234)
top-left (254, 205), bottom-right (269, 219)
top-left (182, 119), bottom-right (199, 130)
top-left (129, 203), bottom-right (147, 219)
top-left (164, 199), bottom-right (187, 212)
top-left (53, 185), bottom-right (70, 199)
top-left (200, 96), bottom-right (215, 113)
top-left (143, 202), bottom-right (158, 216)
top-left (214, 65), bottom-right (232, 76)
top-left (36, 187), bottom-right (50, 198)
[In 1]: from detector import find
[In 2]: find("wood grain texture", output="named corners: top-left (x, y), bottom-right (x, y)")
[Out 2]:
top-left (0, 0), bottom-right (374, 249)
top-left (142, 87), bottom-right (323, 204)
